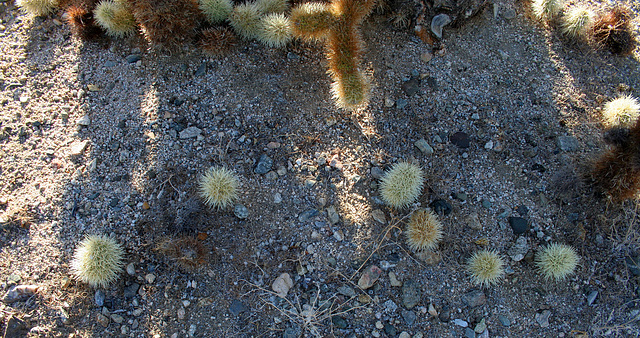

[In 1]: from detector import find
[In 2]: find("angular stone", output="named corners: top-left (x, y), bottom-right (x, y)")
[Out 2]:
top-left (402, 279), bottom-right (421, 309)
top-left (254, 154), bottom-right (273, 174)
top-left (358, 265), bottom-right (382, 289)
top-left (179, 127), bottom-right (202, 139)
top-left (535, 310), bottom-right (551, 328)
top-left (70, 140), bottom-right (89, 156)
top-left (557, 136), bottom-right (579, 152)
top-left (272, 273), bottom-right (293, 298)
top-left (229, 299), bottom-right (249, 316)
top-left (450, 132), bottom-right (470, 148)
top-left (371, 209), bottom-right (386, 224)
top-left (508, 217), bottom-right (528, 235)
top-left (326, 206), bottom-right (340, 225)
top-left (415, 138), bottom-right (434, 155)
top-left (401, 310), bottom-right (416, 326)
top-left (507, 236), bottom-right (529, 262)
top-left (462, 290), bottom-right (486, 308)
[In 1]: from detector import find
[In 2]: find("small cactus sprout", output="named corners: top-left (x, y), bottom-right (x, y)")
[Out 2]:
top-left (198, 166), bottom-right (240, 209)
top-left (16, 0), bottom-right (57, 16)
top-left (535, 243), bottom-right (579, 280)
top-left (603, 95), bottom-right (640, 128)
top-left (531, 0), bottom-right (564, 21)
top-left (199, 0), bottom-right (233, 24)
top-left (94, 0), bottom-right (137, 38)
top-left (229, 2), bottom-right (262, 39)
top-left (379, 162), bottom-right (424, 209)
top-left (258, 13), bottom-right (292, 48)
top-left (561, 5), bottom-right (594, 39)
top-left (406, 209), bottom-right (442, 252)
top-left (71, 235), bottom-right (125, 288)
top-left (255, 0), bottom-right (288, 15)
top-left (466, 250), bottom-right (505, 287)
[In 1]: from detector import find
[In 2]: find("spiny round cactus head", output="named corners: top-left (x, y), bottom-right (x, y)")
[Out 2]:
top-left (603, 95), bottom-right (640, 128)
top-left (532, 0), bottom-right (564, 21)
top-left (255, 0), bottom-right (288, 15)
top-left (290, 2), bottom-right (334, 41)
top-left (258, 13), bottom-right (292, 48)
top-left (229, 2), bottom-right (263, 39)
top-left (71, 235), bottom-right (125, 288)
top-left (16, 0), bottom-right (57, 16)
top-left (200, 27), bottom-right (237, 56)
top-left (535, 243), bottom-right (579, 280)
top-left (406, 209), bottom-right (443, 252)
top-left (94, 0), bottom-right (137, 38)
top-left (379, 162), bottom-right (425, 209)
top-left (331, 0), bottom-right (376, 23)
top-left (199, 0), bottom-right (233, 24)
top-left (466, 249), bottom-right (505, 287)
top-left (198, 166), bottom-right (240, 209)
top-left (560, 5), bottom-right (594, 38)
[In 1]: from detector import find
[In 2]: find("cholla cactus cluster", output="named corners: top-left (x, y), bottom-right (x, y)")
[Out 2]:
top-left (406, 209), bottom-right (442, 252)
top-left (16, 0), bottom-right (58, 16)
top-left (71, 235), bottom-right (124, 288)
top-left (466, 250), bottom-right (505, 287)
top-left (198, 166), bottom-right (240, 209)
top-left (535, 243), bottom-right (579, 280)
top-left (379, 162), bottom-right (424, 209)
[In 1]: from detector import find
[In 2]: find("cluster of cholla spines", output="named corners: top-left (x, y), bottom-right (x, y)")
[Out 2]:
top-left (531, 0), bottom-right (637, 56)
top-left (291, 0), bottom-right (376, 110)
top-left (593, 100), bottom-right (640, 202)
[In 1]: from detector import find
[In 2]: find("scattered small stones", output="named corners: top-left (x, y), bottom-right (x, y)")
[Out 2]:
top-left (507, 236), bottom-right (529, 262)
top-left (450, 132), bottom-right (470, 148)
top-left (358, 265), bottom-right (382, 290)
top-left (229, 299), bottom-right (249, 316)
top-left (272, 273), bottom-right (293, 298)
top-left (402, 279), bottom-right (421, 309)
top-left (94, 289), bottom-right (105, 307)
top-left (508, 217), bottom-right (529, 235)
top-left (371, 209), bottom-right (386, 224)
top-left (254, 154), bottom-right (273, 174)
top-left (234, 204), bottom-right (249, 219)
top-left (535, 310), bottom-right (551, 328)
top-left (415, 138), bottom-right (434, 155)
top-left (462, 290), bottom-right (486, 308)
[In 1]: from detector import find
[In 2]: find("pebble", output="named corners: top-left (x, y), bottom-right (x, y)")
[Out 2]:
top-left (273, 192), bottom-right (282, 204)
top-left (389, 272), bottom-right (402, 287)
top-left (430, 13), bottom-right (451, 39)
top-left (450, 132), bottom-right (470, 148)
top-left (371, 209), bottom-right (386, 224)
top-left (96, 313), bottom-right (110, 327)
top-left (402, 279), bottom-right (421, 309)
top-left (430, 199), bottom-right (452, 216)
top-left (507, 236), bottom-right (529, 262)
top-left (188, 324), bottom-right (196, 336)
top-left (415, 139), bottom-right (434, 155)
top-left (439, 305), bottom-right (451, 322)
top-left (396, 98), bottom-right (408, 109)
top-left (77, 115), bottom-right (91, 126)
top-left (371, 167), bottom-right (385, 180)
top-left (384, 323), bottom-right (397, 336)
top-left (420, 52), bottom-right (433, 63)
top-left (587, 290), bottom-right (598, 306)
top-left (233, 204), bottom-right (249, 219)
top-left (401, 77), bottom-right (421, 96)
top-left (462, 290), bottom-right (486, 308)
top-left (508, 217), bottom-right (529, 235)
top-left (481, 199), bottom-right (492, 209)
top-left (123, 283), bottom-right (140, 299)
top-left (337, 286), bottom-right (356, 297)
top-left (465, 213), bottom-right (482, 230)
top-left (70, 140), bottom-right (89, 156)
top-left (503, 8), bottom-right (517, 19)
top-left (111, 314), bottom-right (124, 324)
top-left (125, 54), bottom-right (141, 63)
top-left (333, 230), bottom-right (344, 241)
top-left (484, 140), bottom-right (494, 150)
top-left (298, 209), bottom-right (318, 222)
top-left (453, 318), bottom-right (468, 327)
top-left (179, 127), bottom-right (202, 139)
top-left (104, 61), bottom-right (117, 67)
top-left (384, 299), bottom-right (398, 313)
top-left (358, 265), bottom-right (382, 289)
top-left (326, 206), bottom-right (339, 225)
top-left (145, 273), bottom-right (156, 284)
top-left (535, 310), bottom-right (551, 328)
top-left (557, 136), bottom-right (579, 152)
top-left (331, 316), bottom-right (348, 329)
top-left (402, 310), bottom-right (416, 326)
top-left (254, 154), bottom-right (273, 174)
top-left (126, 263), bottom-right (135, 276)
top-left (474, 318), bottom-right (487, 333)
top-left (94, 290), bottom-right (105, 307)
top-left (229, 299), bottom-right (249, 316)
top-left (3, 285), bottom-right (38, 303)
top-left (399, 332), bottom-right (411, 338)
top-left (272, 273), bottom-right (293, 298)
top-left (498, 314), bottom-right (511, 327)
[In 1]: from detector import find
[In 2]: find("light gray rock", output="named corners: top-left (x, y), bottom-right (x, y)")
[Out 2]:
top-left (179, 127), bottom-right (202, 139)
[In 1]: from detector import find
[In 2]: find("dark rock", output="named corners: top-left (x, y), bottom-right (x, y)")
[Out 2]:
top-left (123, 283), bottom-right (140, 299)
top-left (109, 198), bottom-right (119, 208)
top-left (254, 154), bottom-right (273, 174)
top-left (229, 299), bottom-right (249, 316)
top-left (425, 76), bottom-right (438, 91)
top-left (430, 199), bottom-right (452, 216)
top-left (396, 98), bottom-right (408, 109)
top-left (508, 217), bottom-right (528, 235)
top-left (462, 290), bottom-right (486, 308)
top-left (626, 256), bottom-right (640, 276)
top-left (384, 323), bottom-right (397, 336)
top-left (450, 132), bottom-right (470, 148)
top-left (194, 63), bottom-right (207, 77)
top-left (95, 290), bottom-right (105, 307)
top-left (515, 205), bottom-right (528, 216)
top-left (402, 279), bottom-right (421, 309)
top-left (125, 54), bottom-right (141, 63)
top-left (298, 209), bottom-right (319, 223)
top-left (402, 310), bottom-right (416, 326)
top-left (532, 163), bottom-right (546, 172)
top-left (498, 314), bottom-right (511, 327)
top-left (401, 77), bottom-right (421, 96)
top-left (465, 328), bottom-right (476, 338)
top-left (371, 167), bottom-right (385, 180)
top-left (331, 315), bottom-right (348, 329)
top-left (4, 316), bottom-right (28, 337)
top-left (439, 305), bottom-right (451, 322)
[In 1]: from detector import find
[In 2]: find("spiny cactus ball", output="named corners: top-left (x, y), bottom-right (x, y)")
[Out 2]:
top-left (406, 209), bottom-right (442, 252)
top-left (258, 13), bottom-right (292, 48)
top-left (255, 0), bottom-right (288, 15)
top-left (532, 0), bottom-right (564, 21)
top-left (94, 0), bottom-right (137, 37)
top-left (16, 0), bottom-right (57, 16)
top-left (603, 95), bottom-right (640, 128)
top-left (561, 5), bottom-right (594, 39)
top-left (200, 27), bottom-right (237, 56)
top-left (229, 2), bottom-right (262, 40)
top-left (379, 162), bottom-right (424, 209)
top-left (71, 235), bottom-right (124, 288)
top-left (290, 2), bottom-right (333, 41)
top-left (198, 166), bottom-right (240, 209)
top-left (199, 0), bottom-right (233, 24)
top-left (466, 250), bottom-right (505, 287)
top-left (535, 243), bottom-right (579, 280)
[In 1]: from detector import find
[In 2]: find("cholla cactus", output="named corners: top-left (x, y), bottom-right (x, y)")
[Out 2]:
top-left (258, 13), bottom-right (292, 47)
top-left (199, 0), bottom-right (233, 24)
top-left (406, 209), bottom-right (442, 252)
top-left (560, 5), bottom-right (594, 39)
top-left (531, 0), bottom-right (564, 21)
top-left (229, 2), bottom-right (263, 39)
top-left (379, 162), bottom-right (424, 209)
top-left (198, 166), bottom-right (240, 209)
top-left (71, 235), bottom-right (125, 288)
top-left (602, 95), bottom-right (639, 128)
top-left (16, 0), bottom-right (57, 16)
top-left (94, 0), bottom-right (137, 37)
top-left (535, 243), bottom-right (579, 280)
top-left (466, 250), bottom-right (505, 287)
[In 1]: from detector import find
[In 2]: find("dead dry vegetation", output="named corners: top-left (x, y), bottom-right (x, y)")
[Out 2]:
top-left (1, 0), bottom-right (640, 337)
